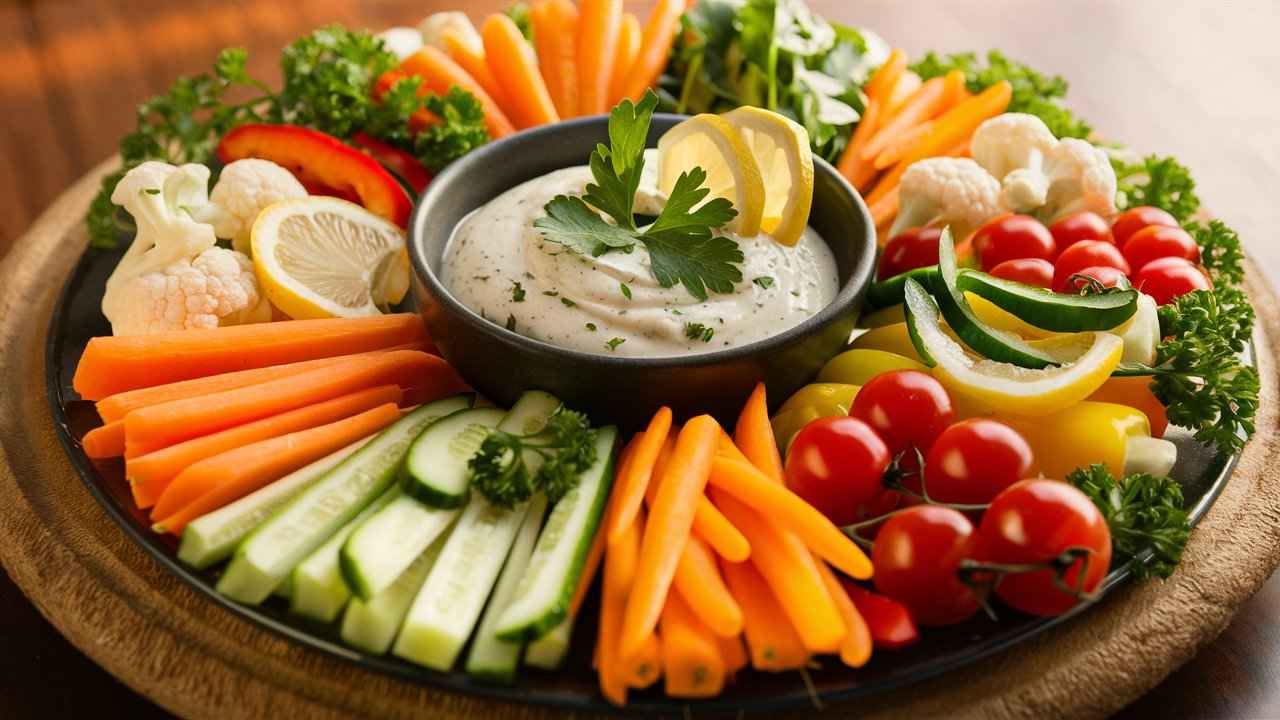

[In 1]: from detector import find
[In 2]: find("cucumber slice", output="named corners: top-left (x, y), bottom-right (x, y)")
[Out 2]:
top-left (494, 426), bottom-right (617, 642)
top-left (216, 396), bottom-right (471, 604)
top-left (289, 485), bottom-right (400, 622)
top-left (956, 269), bottom-right (1138, 332)
top-left (866, 266), bottom-right (939, 309)
top-left (464, 493), bottom-right (549, 683)
top-left (401, 408), bottom-right (508, 508)
top-left (524, 620), bottom-right (572, 670)
top-left (340, 526), bottom-right (452, 655)
top-left (178, 440), bottom-right (367, 569)
top-left (904, 277), bottom-right (942, 367)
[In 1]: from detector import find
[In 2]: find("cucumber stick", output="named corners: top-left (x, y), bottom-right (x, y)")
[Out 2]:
top-left (178, 439), bottom-right (368, 569)
top-left (524, 620), bottom-right (572, 670)
top-left (464, 493), bottom-right (548, 683)
top-left (392, 391), bottom-right (562, 671)
top-left (400, 407), bottom-right (506, 508)
top-left (288, 485), bottom-right (400, 622)
top-left (216, 396), bottom-right (472, 604)
top-left (340, 527), bottom-right (452, 654)
top-left (495, 426), bottom-right (617, 642)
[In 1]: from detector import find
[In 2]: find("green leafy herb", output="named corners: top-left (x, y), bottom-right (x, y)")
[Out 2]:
top-left (753, 276), bottom-right (776, 289)
top-left (605, 337), bottom-right (626, 351)
top-left (468, 407), bottom-right (598, 508)
top-left (505, 2), bottom-right (535, 42)
top-left (505, 314), bottom-right (517, 331)
top-left (684, 322), bottom-right (715, 342)
top-left (620, 282), bottom-right (632, 300)
top-left (585, 322), bottom-right (597, 332)
top-left (560, 297), bottom-right (577, 308)
top-left (1186, 219), bottom-right (1245, 286)
top-left (510, 281), bottom-right (526, 302)
top-left (1112, 154), bottom-right (1201, 222)
top-left (1067, 464), bottom-right (1189, 580)
top-left (542, 290), bottom-right (559, 296)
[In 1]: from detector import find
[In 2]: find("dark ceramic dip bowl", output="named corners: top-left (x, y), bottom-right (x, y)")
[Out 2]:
top-left (409, 114), bottom-right (875, 429)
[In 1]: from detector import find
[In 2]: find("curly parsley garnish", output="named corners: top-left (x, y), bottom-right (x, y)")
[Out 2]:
top-left (605, 337), bottom-right (626, 351)
top-left (1186, 219), bottom-right (1245, 286)
top-left (1067, 464), bottom-right (1189, 580)
top-left (468, 407), bottom-right (597, 508)
top-left (533, 92), bottom-right (743, 301)
top-left (753, 276), bottom-right (775, 289)
top-left (1112, 154), bottom-right (1201, 222)
top-left (510, 281), bottom-right (526, 302)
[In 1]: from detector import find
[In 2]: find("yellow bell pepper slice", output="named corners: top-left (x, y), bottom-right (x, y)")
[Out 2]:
top-left (818, 349), bottom-right (927, 386)
top-left (999, 401), bottom-right (1150, 480)
top-left (772, 382), bottom-right (860, 456)
top-left (860, 304), bottom-right (906, 328)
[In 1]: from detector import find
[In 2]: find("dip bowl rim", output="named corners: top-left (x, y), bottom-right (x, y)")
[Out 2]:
top-left (407, 112), bottom-right (877, 371)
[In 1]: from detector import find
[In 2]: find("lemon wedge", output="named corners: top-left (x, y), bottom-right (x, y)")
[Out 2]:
top-left (656, 113), bottom-right (765, 236)
top-left (721, 106), bottom-right (814, 246)
top-left (251, 197), bottom-right (410, 319)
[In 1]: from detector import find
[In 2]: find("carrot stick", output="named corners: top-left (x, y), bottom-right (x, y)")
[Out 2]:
top-left (618, 415), bottom-right (720, 664)
top-left (732, 383), bottom-right (784, 482)
top-left (531, 0), bottom-right (581, 118)
top-left (607, 13), bottom-right (642, 105)
top-left (576, 0), bottom-right (623, 115)
top-left (623, 634), bottom-right (662, 689)
top-left (82, 421), bottom-right (125, 459)
top-left (482, 14), bottom-right (560, 128)
top-left (944, 135), bottom-right (973, 158)
top-left (716, 633), bottom-right (748, 675)
top-left (836, 97), bottom-right (882, 190)
top-left (719, 559), bottom-right (808, 671)
top-left (398, 47), bottom-right (517, 138)
top-left (606, 406), bottom-right (672, 545)
top-left (708, 455), bottom-right (873, 580)
top-left (151, 403), bottom-right (401, 534)
top-left (442, 27), bottom-right (514, 119)
top-left (73, 314), bottom-right (427, 401)
top-left (599, 504), bottom-right (643, 705)
top-left (123, 350), bottom-right (461, 457)
top-left (127, 385), bottom-right (403, 508)
top-left (673, 532), bottom-right (743, 637)
top-left (618, 0), bottom-right (683, 102)
top-left (692, 497), bottom-right (750, 563)
top-left (96, 343), bottom-right (424, 424)
top-left (873, 121), bottom-right (934, 170)
top-left (938, 69), bottom-right (969, 109)
top-left (882, 70), bottom-right (922, 119)
top-left (660, 590), bottom-right (727, 698)
top-left (861, 76), bottom-right (947, 161)
top-left (862, 48), bottom-right (907, 105)
top-left (871, 190), bottom-right (900, 230)
top-left (815, 557), bottom-right (873, 668)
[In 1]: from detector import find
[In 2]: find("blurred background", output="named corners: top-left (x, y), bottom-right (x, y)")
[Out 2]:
top-left (1, 0), bottom-right (1277, 717)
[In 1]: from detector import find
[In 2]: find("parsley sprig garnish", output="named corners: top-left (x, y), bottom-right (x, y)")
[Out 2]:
top-left (1067, 464), bottom-right (1189, 580)
top-left (1112, 153), bottom-right (1201, 222)
top-left (467, 407), bottom-right (597, 509)
top-left (533, 91), bottom-right (743, 301)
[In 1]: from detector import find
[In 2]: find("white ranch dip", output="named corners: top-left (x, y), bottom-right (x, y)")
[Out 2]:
top-left (442, 150), bottom-right (839, 357)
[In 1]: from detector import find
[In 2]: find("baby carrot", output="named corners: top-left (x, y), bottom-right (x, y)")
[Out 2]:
top-left (607, 13), bottom-right (642, 105)
top-left (673, 533), bottom-right (744, 638)
top-left (599, 504), bottom-right (643, 705)
top-left (862, 48), bottom-right (907, 105)
top-left (660, 591), bottom-right (727, 698)
top-left (836, 97), bottom-right (883, 191)
top-left (732, 383), bottom-right (784, 482)
top-left (623, 634), bottom-right (663, 689)
top-left (576, 0), bottom-right (623, 115)
top-left (618, 415), bottom-right (720, 664)
top-left (441, 27), bottom-right (514, 119)
top-left (644, 434), bottom-right (751, 563)
top-left (882, 71), bottom-right (923, 119)
top-left (483, 14), bottom-right (560, 128)
top-left (399, 47), bottom-right (517, 138)
top-left (719, 558), bottom-right (808, 672)
top-left (815, 557), bottom-right (874, 668)
top-left (531, 0), bottom-right (581, 118)
top-left (873, 121), bottom-right (935, 170)
top-left (716, 633), bottom-right (749, 675)
top-left (861, 75), bottom-right (947, 161)
top-left (871, 190), bottom-right (900, 231)
top-left (82, 421), bottom-right (125, 459)
top-left (606, 406), bottom-right (672, 545)
top-left (618, 0), bottom-right (683, 102)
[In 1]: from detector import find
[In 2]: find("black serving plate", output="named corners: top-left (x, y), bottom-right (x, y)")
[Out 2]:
top-left (46, 241), bottom-right (1245, 716)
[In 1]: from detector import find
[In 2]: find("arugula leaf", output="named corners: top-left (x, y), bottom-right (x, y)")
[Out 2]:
top-left (534, 196), bottom-right (638, 256)
top-left (1112, 153), bottom-right (1201, 222)
top-left (1067, 464), bottom-right (1189, 580)
top-left (1187, 219), bottom-right (1245, 286)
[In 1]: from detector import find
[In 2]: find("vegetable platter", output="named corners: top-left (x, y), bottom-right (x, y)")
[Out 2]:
top-left (0, 0), bottom-right (1275, 717)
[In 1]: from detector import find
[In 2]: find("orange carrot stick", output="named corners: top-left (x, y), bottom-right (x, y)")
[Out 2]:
top-left (531, 0), bottom-right (581, 118)
top-left (873, 121), bottom-right (935, 170)
top-left (619, 0), bottom-right (683, 102)
top-left (607, 13), bottom-right (642, 105)
top-left (720, 559), bottom-right (809, 671)
top-left (871, 190), bottom-right (900, 230)
top-left (151, 403), bottom-right (401, 534)
top-left (398, 47), bottom-right (517, 138)
top-left (815, 557), bottom-right (873, 668)
top-left (123, 350), bottom-right (461, 458)
top-left (618, 415), bottom-right (720, 664)
top-left (660, 590), bottom-right (727, 698)
top-left (482, 14), bottom-right (560, 128)
top-left (860, 75), bottom-right (947, 161)
top-left (127, 385), bottom-right (403, 508)
top-left (576, 0), bottom-right (623, 115)
top-left (673, 533), bottom-right (744, 638)
top-left (733, 383), bottom-right (784, 482)
top-left (643, 433), bottom-right (751, 563)
top-left (716, 633), bottom-right (748, 675)
top-left (882, 70), bottom-right (922, 119)
top-left (938, 69), bottom-right (969, 109)
top-left (442, 27), bottom-right (514, 119)
top-left (72, 314), bottom-right (427, 401)
top-left (862, 48), bottom-right (907, 105)
top-left (623, 634), bottom-right (663, 689)
top-left (599, 504), bottom-right (643, 705)
top-left (606, 406), bottom-right (672, 545)
top-left (82, 421), bottom-right (125, 459)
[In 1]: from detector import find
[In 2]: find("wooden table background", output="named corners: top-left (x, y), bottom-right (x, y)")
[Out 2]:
top-left (1, 0), bottom-right (1277, 717)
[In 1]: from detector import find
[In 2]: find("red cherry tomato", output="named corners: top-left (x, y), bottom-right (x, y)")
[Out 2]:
top-left (975, 479), bottom-right (1112, 617)
top-left (1061, 265), bottom-right (1130, 294)
top-left (922, 419), bottom-right (1033, 505)
top-left (784, 417), bottom-right (891, 527)
top-left (841, 581), bottom-right (921, 648)
top-left (878, 227), bottom-right (943, 280)
top-left (850, 370), bottom-right (954, 456)
top-left (872, 506), bottom-right (980, 626)
top-left (1048, 211), bottom-right (1112, 252)
top-left (1134, 256), bottom-right (1211, 305)
top-left (1112, 205), bottom-right (1179, 248)
top-left (1121, 225), bottom-right (1200, 273)
top-left (989, 258), bottom-right (1054, 288)
top-left (1053, 240), bottom-right (1131, 292)
top-left (973, 214), bottom-right (1057, 271)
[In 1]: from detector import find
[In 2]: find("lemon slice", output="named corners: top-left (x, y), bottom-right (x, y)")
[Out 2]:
top-left (656, 114), bottom-right (765, 236)
top-left (721, 106), bottom-right (814, 246)
top-left (251, 197), bottom-right (410, 319)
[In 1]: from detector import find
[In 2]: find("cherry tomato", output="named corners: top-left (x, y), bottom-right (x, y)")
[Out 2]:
top-left (878, 227), bottom-right (943, 280)
top-left (973, 214), bottom-right (1057, 271)
top-left (975, 479), bottom-right (1112, 617)
top-left (841, 581), bottom-right (920, 648)
top-left (1134, 256), bottom-right (1211, 305)
top-left (922, 419), bottom-right (1033, 505)
top-left (1112, 205), bottom-right (1179, 248)
top-left (784, 417), bottom-right (891, 526)
top-left (1121, 225), bottom-right (1200, 273)
top-left (1048, 211), bottom-right (1112, 252)
top-left (1061, 265), bottom-right (1130, 293)
top-left (989, 258), bottom-right (1054, 288)
top-left (850, 370), bottom-right (954, 456)
top-left (1052, 240), bottom-right (1131, 292)
top-left (872, 506), bottom-right (980, 626)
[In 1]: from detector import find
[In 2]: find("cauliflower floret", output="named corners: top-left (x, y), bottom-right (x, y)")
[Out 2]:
top-left (419, 12), bottom-right (482, 56)
top-left (108, 248), bottom-right (271, 335)
top-left (888, 157), bottom-right (1003, 241)
top-left (1034, 138), bottom-right (1118, 223)
top-left (206, 159), bottom-right (307, 254)
top-left (377, 27), bottom-right (425, 60)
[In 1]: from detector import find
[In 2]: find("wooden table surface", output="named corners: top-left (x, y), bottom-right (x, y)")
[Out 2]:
top-left (2, 0), bottom-right (1277, 717)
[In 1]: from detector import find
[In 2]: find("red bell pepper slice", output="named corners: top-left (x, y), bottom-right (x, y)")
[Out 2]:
top-left (351, 131), bottom-right (432, 195)
top-left (217, 124), bottom-right (413, 228)
top-left (842, 581), bottom-right (921, 649)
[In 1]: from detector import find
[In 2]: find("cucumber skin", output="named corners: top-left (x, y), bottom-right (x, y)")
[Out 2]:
top-left (494, 428), bottom-right (617, 644)
top-left (866, 266), bottom-right (940, 309)
top-left (338, 498), bottom-right (457, 601)
top-left (524, 621), bottom-right (571, 670)
top-left (399, 467), bottom-right (469, 509)
top-left (956, 270), bottom-right (1139, 332)
top-left (902, 279), bottom-right (939, 367)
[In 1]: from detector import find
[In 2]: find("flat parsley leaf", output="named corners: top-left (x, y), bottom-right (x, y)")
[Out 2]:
top-left (534, 196), bottom-right (637, 256)
top-left (582, 93), bottom-right (660, 230)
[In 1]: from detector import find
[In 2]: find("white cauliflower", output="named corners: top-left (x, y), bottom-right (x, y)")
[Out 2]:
top-left (206, 158), bottom-right (307, 254)
top-left (1034, 138), bottom-right (1118, 222)
top-left (102, 161), bottom-right (271, 335)
top-left (376, 27), bottom-right (425, 61)
top-left (419, 12), bottom-right (482, 56)
top-left (888, 157), bottom-right (1003, 241)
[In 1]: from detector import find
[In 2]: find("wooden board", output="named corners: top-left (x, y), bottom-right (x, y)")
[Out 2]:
top-left (1, 163), bottom-right (1278, 719)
